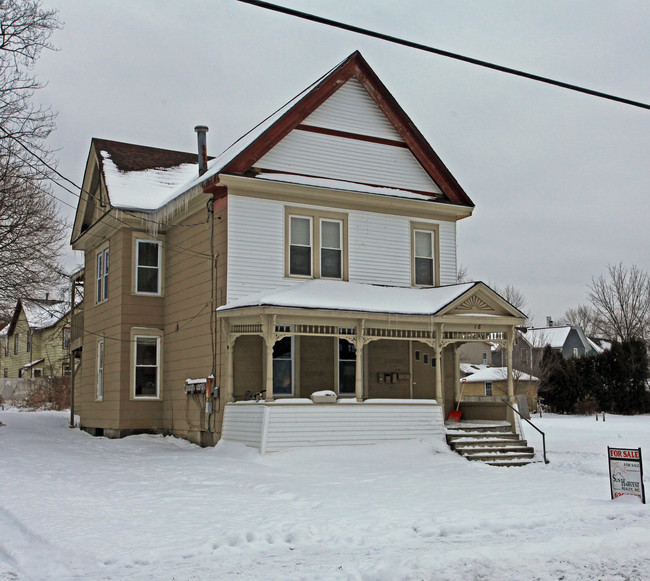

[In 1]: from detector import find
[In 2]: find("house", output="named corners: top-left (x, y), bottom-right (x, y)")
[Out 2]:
top-left (460, 366), bottom-right (539, 413)
top-left (70, 52), bottom-right (527, 448)
top-left (1, 297), bottom-right (74, 402)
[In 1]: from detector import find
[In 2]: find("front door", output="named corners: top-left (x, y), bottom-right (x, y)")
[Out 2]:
top-left (412, 341), bottom-right (436, 399)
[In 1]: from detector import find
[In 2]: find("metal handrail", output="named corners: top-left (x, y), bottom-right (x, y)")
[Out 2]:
top-left (501, 398), bottom-right (549, 464)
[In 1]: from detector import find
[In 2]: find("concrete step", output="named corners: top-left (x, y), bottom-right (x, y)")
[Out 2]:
top-left (447, 432), bottom-right (521, 443)
top-left (456, 445), bottom-right (534, 455)
top-left (449, 438), bottom-right (529, 449)
top-left (464, 450), bottom-right (535, 462)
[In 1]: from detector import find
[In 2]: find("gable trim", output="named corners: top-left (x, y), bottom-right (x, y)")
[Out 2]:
top-left (295, 124), bottom-right (409, 149)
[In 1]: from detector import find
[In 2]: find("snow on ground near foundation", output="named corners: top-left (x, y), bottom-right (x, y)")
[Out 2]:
top-left (1, 410), bottom-right (649, 580)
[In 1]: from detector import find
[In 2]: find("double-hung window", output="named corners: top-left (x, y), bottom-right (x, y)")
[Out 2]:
top-left (14, 334), bottom-right (19, 355)
top-left (134, 336), bottom-right (160, 398)
top-left (135, 240), bottom-right (162, 294)
top-left (289, 217), bottom-right (312, 277)
top-left (96, 340), bottom-right (104, 400)
top-left (411, 223), bottom-right (439, 287)
top-left (321, 219), bottom-right (342, 279)
top-left (96, 247), bottom-right (109, 303)
top-left (286, 209), bottom-right (347, 280)
top-left (485, 381), bottom-right (493, 396)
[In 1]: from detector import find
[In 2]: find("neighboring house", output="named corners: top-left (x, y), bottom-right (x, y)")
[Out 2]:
top-left (459, 342), bottom-right (493, 366)
top-left (70, 52), bottom-right (527, 447)
top-left (460, 366), bottom-right (539, 412)
top-left (0, 298), bottom-right (73, 380)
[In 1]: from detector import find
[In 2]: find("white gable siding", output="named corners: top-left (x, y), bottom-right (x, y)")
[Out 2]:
top-left (256, 131), bottom-right (441, 194)
top-left (301, 79), bottom-right (404, 141)
top-left (227, 195), bottom-right (457, 303)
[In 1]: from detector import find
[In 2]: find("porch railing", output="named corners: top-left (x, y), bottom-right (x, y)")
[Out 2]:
top-left (501, 397), bottom-right (549, 464)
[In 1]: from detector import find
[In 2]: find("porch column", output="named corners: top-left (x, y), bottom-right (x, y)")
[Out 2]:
top-left (225, 339), bottom-right (235, 403)
top-left (506, 327), bottom-right (515, 401)
top-left (261, 314), bottom-right (276, 402)
top-left (354, 320), bottom-right (365, 402)
top-left (434, 323), bottom-right (443, 403)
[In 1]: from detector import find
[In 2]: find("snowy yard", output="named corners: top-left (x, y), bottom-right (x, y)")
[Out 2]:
top-left (1, 409), bottom-right (649, 581)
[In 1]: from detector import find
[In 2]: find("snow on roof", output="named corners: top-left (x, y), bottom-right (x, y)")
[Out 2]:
top-left (100, 151), bottom-right (200, 211)
top-left (22, 300), bottom-right (70, 330)
top-left (0, 323), bottom-right (8, 337)
top-left (522, 326), bottom-right (571, 349)
top-left (461, 367), bottom-right (538, 383)
top-left (22, 358), bottom-right (44, 369)
top-left (218, 280), bottom-right (476, 316)
top-left (255, 173), bottom-right (436, 202)
top-left (460, 363), bottom-right (489, 375)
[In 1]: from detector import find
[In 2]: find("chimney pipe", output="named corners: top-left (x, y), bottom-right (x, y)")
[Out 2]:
top-left (546, 316), bottom-right (553, 327)
top-left (194, 125), bottom-right (209, 176)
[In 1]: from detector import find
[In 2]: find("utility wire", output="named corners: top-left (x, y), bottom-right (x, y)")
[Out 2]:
top-left (238, 0), bottom-right (650, 111)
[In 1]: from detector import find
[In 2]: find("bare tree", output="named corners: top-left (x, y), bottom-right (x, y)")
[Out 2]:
top-left (492, 283), bottom-right (528, 317)
top-left (456, 264), bottom-right (470, 284)
top-left (0, 1), bottom-right (65, 317)
top-left (559, 304), bottom-right (599, 337)
top-left (588, 263), bottom-right (650, 343)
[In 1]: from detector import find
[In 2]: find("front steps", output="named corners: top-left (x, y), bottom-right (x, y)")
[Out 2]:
top-left (446, 421), bottom-right (535, 467)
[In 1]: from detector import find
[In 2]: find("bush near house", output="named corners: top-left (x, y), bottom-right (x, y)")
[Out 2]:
top-left (539, 339), bottom-right (649, 414)
top-left (17, 377), bottom-right (70, 411)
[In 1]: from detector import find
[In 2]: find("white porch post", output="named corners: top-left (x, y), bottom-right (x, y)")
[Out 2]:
top-left (506, 327), bottom-right (515, 401)
top-left (220, 319), bottom-right (235, 403)
top-left (354, 319), bottom-right (365, 402)
top-left (262, 314), bottom-right (276, 403)
top-left (434, 324), bottom-right (443, 403)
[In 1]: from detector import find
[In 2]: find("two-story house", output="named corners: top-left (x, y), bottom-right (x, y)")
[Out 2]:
top-left (71, 52), bottom-right (526, 448)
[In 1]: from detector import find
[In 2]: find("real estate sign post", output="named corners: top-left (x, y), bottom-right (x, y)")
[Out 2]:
top-left (608, 447), bottom-right (645, 503)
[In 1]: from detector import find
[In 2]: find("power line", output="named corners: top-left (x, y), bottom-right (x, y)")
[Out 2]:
top-left (238, 0), bottom-right (650, 111)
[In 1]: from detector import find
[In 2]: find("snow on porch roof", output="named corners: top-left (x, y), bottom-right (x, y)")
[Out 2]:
top-left (218, 280), bottom-right (477, 316)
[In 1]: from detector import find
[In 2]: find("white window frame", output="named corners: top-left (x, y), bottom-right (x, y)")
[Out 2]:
top-left (96, 247), bottom-right (109, 303)
top-left (573, 347), bottom-right (579, 358)
top-left (14, 334), bottom-right (19, 355)
top-left (485, 381), bottom-right (493, 396)
top-left (413, 229), bottom-right (435, 287)
top-left (133, 335), bottom-right (161, 399)
top-left (320, 218), bottom-right (343, 280)
top-left (288, 216), bottom-right (313, 278)
top-left (135, 239), bottom-right (162, 295)
top-left (482, 350), bottom-right (488, 365)
top-left (96, 340), bottom-right (104, 400)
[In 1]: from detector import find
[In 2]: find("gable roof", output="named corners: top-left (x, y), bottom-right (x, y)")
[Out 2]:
top-left (6, 298), bottom-right (73, 335)
top-left (199, 51), bottom-right (474, 207)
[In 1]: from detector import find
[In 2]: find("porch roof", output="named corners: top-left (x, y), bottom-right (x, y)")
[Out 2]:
top-left (218, 280), bottom-right (478, 317)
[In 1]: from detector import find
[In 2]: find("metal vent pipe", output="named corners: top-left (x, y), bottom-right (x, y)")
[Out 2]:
top-left (194, 125), bottom-right (209, 176)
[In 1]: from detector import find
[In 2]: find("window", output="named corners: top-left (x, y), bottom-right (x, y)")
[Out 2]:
top-left (4, 337), bottom-right (8, 356)
top-left (286, 208), bottom-right (348, 280)
top-left (415, 350), bottom-right (420, 361)
top-left (18, 368), bottom-right (24, 378)
top-left (134, 336), bottom-right (160, 398)
top-left (26, 331), bottom-right (32, 353)
top-left (482, 350), bottom-right (488, 365)
top-left (485, 381), bottom-right (493, 396)
top-left (63, 328), bottom-right (71, 351)
top-left (289, 216), bottom-right (312, 277)
top-left (338, 339), bottom-right (356, 395)
top-left (273, 337), bottom-right (293, 396)
top-left (3, 368), bottom-right (7, 378)
top-left (96, 247), bottom-right (109, 303)
top-left (411, 223), bottom-right (439, 287)
top-left (423, 353), bottom-right (429, 365)
top-left (135, 240), bottom-right (162, 294)
top-left (96, 340), bottom-right (104, 400)
top-left (573, 347), bottom-right (579, 358)
top-left (320, 219), bottom-right (342, 279)
top-left (14, 334), bottom-right (19, 355)
top-left (62, 362), bottom-right (71, 377)
top-left (33, 368), bottom-right (43, 378)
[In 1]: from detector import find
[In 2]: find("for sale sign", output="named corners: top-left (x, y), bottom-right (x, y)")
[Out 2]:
top-left (608, 447), bottom-right (645, 503)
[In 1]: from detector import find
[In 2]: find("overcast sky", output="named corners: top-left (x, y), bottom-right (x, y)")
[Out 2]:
top-left (36, 0), bottom-right (650, 326)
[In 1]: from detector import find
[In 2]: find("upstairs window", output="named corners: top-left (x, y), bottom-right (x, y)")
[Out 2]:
top-left (411, 223), bottom-right (439, 287)
top-left (321, 219), bottom-right (342, 279)
top-left (96, 340), bottom-right (104, 400)
top-left (286, 208), bottom-right (347, 280)
top-left (14, 334), bottom-right (19, 355)
top-left (135, 240), bottom-right (162, 294)
top-left (26, 331), bottom-right (32, 353)
top-left (96, 247), bottom-right (109, 303)
top-left (289, 216), bottom-right (312, 277)
top-left (63, 328), bottom-right (70, 351)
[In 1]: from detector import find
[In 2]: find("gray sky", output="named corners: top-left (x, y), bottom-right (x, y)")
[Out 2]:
top-left (36, 0), bottom-right (650, 325)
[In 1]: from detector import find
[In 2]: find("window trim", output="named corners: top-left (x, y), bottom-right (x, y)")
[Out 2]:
top-left (485, 381), bottom-right (493, 396)
top-left (96, 339), bottom-right (104, 401)
top-left (272, 335), bottom-right (295, 397)
top-left (320, 218), bottom-right (343, 280)
top-left (14, 334), bottom-right (19, 355)
top-left (411, 222), bottom-right (440, 287)
top-left (284, 207), bottom-right (348, 280)
top-left (130, 328), bottom-right (163, 400)
top-left (135, 239), bottom-right (163, 295)
top-left (288, 215), bottom-right (313, 278)
top-left (96, 246), bottom-right (109, 304)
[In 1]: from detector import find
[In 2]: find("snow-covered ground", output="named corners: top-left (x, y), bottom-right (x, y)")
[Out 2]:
top-left (1, 409), bottom-right (649, 581)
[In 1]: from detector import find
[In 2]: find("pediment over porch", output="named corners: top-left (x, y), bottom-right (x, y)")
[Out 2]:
top-left (435, 282), bottom-right (527, 322)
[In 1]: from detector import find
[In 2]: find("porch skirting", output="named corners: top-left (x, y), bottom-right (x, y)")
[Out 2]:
top-left (221, 399), bottom-right (445, 454)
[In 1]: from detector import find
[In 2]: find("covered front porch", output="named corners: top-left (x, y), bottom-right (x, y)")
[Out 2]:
top-left (217, 280), bottom-right (526, 451)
